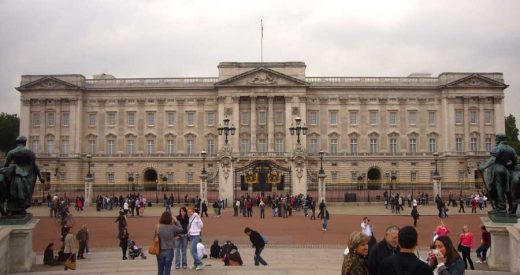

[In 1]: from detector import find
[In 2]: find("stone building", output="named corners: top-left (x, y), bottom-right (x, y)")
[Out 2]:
top-left (16, 62), bottom-right (507, 202)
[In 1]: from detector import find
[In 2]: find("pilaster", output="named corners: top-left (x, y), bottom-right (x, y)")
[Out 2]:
top-left (268, 96), bottom-right (275, 152)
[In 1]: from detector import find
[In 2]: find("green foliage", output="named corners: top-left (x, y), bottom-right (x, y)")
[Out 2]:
top-left (0, 113), bottom-right (20, 154)
top-left (505, 114), bottom-right (520, 153)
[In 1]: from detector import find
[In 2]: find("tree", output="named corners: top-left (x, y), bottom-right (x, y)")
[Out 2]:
top-left (0, 113), bottom-right (19, 154)
top-left (505, 114), bottom-right (520, 153)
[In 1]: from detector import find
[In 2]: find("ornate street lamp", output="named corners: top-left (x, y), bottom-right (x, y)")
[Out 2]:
top-left (289, 117), bottom-right (308, 145)
top-left (217, 117), bottom-right (236, 145)
top-left (200, 150), bottom-right (208, 212)
top-left (86, 153), bottom-right (92, 179)
top-left (319, 150), bottom-right (325, 175)
top-left (432, 152), bottom-right (442, 200)
top-left (318, 150), bottom-right (326, 202)
top-left (433, 152), bottom-right (441, 180)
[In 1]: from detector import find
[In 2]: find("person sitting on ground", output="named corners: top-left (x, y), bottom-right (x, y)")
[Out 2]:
top-left (378, 226), bottom-right (433, 275)
top-left (44, 243), bottom-right (56, 266)
top-left (197, 238), bottom-right (208, 260)
top-left (367, 225), bottom-right (400, 275)
top-left (210, 240), bottom-right (221, 259)
top-left (222, 241), bottom-right (243, 266)
top-left (341, 231), bottom-right (370, 275)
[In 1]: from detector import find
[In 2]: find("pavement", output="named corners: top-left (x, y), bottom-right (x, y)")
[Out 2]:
top-left (12, 203), bottom-right (518, 274)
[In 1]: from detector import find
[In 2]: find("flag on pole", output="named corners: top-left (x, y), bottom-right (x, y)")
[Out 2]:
top-left (261, 19), bottom-right (263, 39)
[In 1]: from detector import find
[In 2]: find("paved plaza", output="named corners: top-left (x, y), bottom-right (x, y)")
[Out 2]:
top-left (17, 203), bottom-right (518, 274)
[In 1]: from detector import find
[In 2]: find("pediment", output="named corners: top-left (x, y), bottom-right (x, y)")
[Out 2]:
top-left (442, 74), bottom-right (507, 89)
top-left (18, 76), bottom-right (81, 91)
top-left (215, 67), bottom-right (308, 87)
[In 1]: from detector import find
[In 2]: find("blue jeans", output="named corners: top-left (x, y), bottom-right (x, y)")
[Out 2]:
top-left (175, 235), bottom-right (188, 268)
top-left (322, 218), bottom-right (328, 230)
top-left (476, 244), bottom-right (490, 261)
top-left (156, 248), bottom-right (174, 275)
top-left (189, 235), bottom-right (202, 266)
top-left (254, 246), bottom-right (268, 266)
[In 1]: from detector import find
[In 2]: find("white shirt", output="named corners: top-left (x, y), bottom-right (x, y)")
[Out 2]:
top-left (123, 202), bottom-right (129, 210)
top-left (196, 242), bottom-right (207, 259)
top-left (361, 222), bottom-right (372, 236)
top-left (188, 213), bottom-right (203, 236)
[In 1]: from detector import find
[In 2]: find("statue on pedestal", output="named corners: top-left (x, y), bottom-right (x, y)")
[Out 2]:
top-left (478, 134), bottom-right (519, 217)
top-left (0, 136), bottom-right (44, 218)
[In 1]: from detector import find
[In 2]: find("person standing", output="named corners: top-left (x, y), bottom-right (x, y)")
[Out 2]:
top-left (476, 225), bottom-right (491, 263)
top-left (175, 207), bottom-right (189, 269)
top-left (341, 231), bottom-right (369, 275)
top-left (155, 211), bottom-right (183, 275)
top-left (427, 235), bottom-right (465, 275)
top-left (244, 227), bottom-right (268, 266)
top-left (233, 199), bottom-right (239, 216)
top-left (367, 225), bottom-right (400, 275)
top-left (63, 227), bottom-right (76, 270)
top-left (459, 225), bottom-right (475, 270)
top-left (435, 220), bottom-right (450, 238)
top-left (76, 224), bottom-right (89, 259)
top-left (259, 199), bottom-right (265, 219)
top-left (201, 201), bottom-right (208, 217)
top-left (310, 198), bottom-right (316, 220)
top-left (187, 207), bottom-right (204, 270)
top-left (114, 210), bottom-right (127, 235)
top-left (119, 227), bottom-right (129, 260)
top-left (321, 206), bottom-right (330, 231)
top-left (458, 195), bottom-right (465, 213)
top-left (411, 206), bottom-right (420, 227)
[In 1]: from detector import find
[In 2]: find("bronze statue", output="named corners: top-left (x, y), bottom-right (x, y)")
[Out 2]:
top-left (0, 136), bottom-right (44, 216)
top-left (478, 134), bottom-right (518, 215)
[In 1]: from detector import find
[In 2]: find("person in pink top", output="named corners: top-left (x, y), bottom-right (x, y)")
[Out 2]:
top-left (435, 220), bottom-right (450, 237)
top-left (459, 225), bottom-right (475, 270)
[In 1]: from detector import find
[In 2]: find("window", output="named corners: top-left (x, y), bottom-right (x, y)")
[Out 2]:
top-left (31, 137), bottom-right (40, 153)
top-left (458, 171), bottom-right (465, 182)
top-left (275, 138), bottom-right (284, 154)
top-left (428, 111), bottom-right (436, 125)
top-left (485, 137), bottom-right (492, 152)
top-left (309, 138), bottom-right (318, 154)
top-left (409, 138), bottom-right (417, 153)
top-left (456, 138), bottom-right (464, 153)
top-left (207, 138), bottom-right (215, 154)
top-left (127, 138), bottom-right (135, 154)
top-left (187, 173), bottom-right (194, 184)
top-left (146, 112), bottom-right (155, 126)
top-left (350, 138), bottom-right (358, 154)
top-left (88, 113), bottom-right (97, 127)
top-left (330, 138), bottom-right (338, 154)
top-left (470, 110), bottom-right (478, 124)
top-left (369, 111), bottom-right (377, 125)
top-left (429, 138), bottom-right (437, 153)
top-left (309, 111), bottom-right (318, 125)
top-left (107, 139), bottom-right (115, 155)
top-left (62, 112), bottom-right (70, 127)
top-left (389, 111), bottom-right (397, 125)
top-left (275, 111), bottom-right (283, 125)
top-left (408, 111), bottom-right (417, 125)
top-left (167, 172), bottom-right (175, 183)
top-left (331, 171), bottom-right (338, 182)
top-left (258, 111), bottom-right (266, 125)
top-left (32, 112), bottom-right (41, 127)
top-left (455, 110), bottom-right (463, 124)
top-left (484, 110), bottom-right (493, 124)
top-left (258, 138), bottom-right (267, 152)
top-left (166, 138), bottom-right (175, 155)
top-left (61, 138), bottom-right (69, 154)
top-left (207, 112), bottom-right (215, 126)
top-left (351, 172), bottom-right (358, 182)
top-left (167, 112), bottom-right (175, 126)
top-left (240, 138), bottom-right (250, 154)
top-left (329, 111), bottom-right (338, 125)
top-left (88, 138), bottom-right (96, 154)
top-left (127, 112), bottom-right (135, 127)
top-left (186, 139), bottom-right (194, 154)
top-left (471, 137), bottom-right (478, 152)
top-left (147, 138), bottom-right (155, 155)
top-left (410, 171), bottom-right (417, 182)
top-left (390, 138), bottom-right (398, 154)
top-left (107, 112), bottom-right (116, 126)
top-left (107, 172), bottom-right (115, 183)
top-left (241, 111), bottom-right (249, 125)
top-left (47, 136), bottom-right (54, 153)
top-left (186, 112), bottom-right (195, 126)
top-left (350, 111), bottom-right (358, 125)
top-left (47, 112), bottom-right (55, 127)
top-left (370, 138), bottom-right (378, 153)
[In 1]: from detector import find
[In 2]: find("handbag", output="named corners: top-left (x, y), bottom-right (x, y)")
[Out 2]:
top-left (457, 242), bottom-right (463, 252)
top-left (64, 253), bottom-right (76, 270)
top-left (148, 226), bottom-right (160, 255)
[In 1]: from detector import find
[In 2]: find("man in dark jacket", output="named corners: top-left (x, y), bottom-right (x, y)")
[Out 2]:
top-left (378, 226), bottom-right (433, 275)
top-left (367, 225), bottom-right (400, 275)
top-left (244, 227), bottom-right (268, 266)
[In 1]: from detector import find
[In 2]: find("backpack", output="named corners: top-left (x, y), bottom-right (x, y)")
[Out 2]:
top-left (261, 235), bottom-right (268, 244)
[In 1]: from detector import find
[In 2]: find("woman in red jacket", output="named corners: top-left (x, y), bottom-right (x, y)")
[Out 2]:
top-left (459, 225), bottom-right (475, 270)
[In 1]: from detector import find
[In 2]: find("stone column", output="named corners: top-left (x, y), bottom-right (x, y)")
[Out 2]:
top-left (432, 178), bottom-right (441, 200)
top-left (19, 99), bottom-right (31, 137)
top-left (318, 173), bottom-right (326, 202)
top-left (250, 96), bottom-right (257, 152)
top-left (232, 96), bottom-right (240, 153)
top-left (217, 97), bottom-right (226, 149)
top-left (463, 97), bottom-right (470, 152)
top-left (268, 96), bottom-right (275, 152)
top-left (218, 156), bottom-right (234, 203)
top-left (494, 96), bottom-right (505, 134)
top-left (84, 176), bottom-right (93, 207)
top-left (200, 173), bottom-right (208, 210)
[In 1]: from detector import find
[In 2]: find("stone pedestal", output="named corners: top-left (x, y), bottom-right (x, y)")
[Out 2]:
top-left (84, 177), bottom-right (93, 207)
top-left (481, 216), bottom-right (520, 272)
top-left (218, 160), bottom-right (234, 203)
top-left (0, 219), bottom-right (39, 274)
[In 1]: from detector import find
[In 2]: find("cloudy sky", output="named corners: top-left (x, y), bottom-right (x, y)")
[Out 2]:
top-left (1, 0), bottom-right (519, 120)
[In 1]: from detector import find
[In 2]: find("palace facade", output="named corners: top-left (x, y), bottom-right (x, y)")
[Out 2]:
top-left (16, 62), bottom-right (507, 201)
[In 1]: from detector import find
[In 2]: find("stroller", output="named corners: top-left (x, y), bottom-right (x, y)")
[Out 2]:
top-left (128, 240), bottom-right (147, 259)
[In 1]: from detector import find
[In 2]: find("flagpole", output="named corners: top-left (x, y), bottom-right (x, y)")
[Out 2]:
top-left (261, 19), bottom-right (263, 63)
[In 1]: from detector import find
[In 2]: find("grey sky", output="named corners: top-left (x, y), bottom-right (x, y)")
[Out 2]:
top-left (1, 0), bottom-right (519, 120)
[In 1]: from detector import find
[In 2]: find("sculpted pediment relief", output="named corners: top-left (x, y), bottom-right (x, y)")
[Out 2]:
top-left (215, 67), bottom-right (308, 87)
top-left (442, 74), bottom-right (507, 89)
top-left (18, 76), bottom-right (81, 90)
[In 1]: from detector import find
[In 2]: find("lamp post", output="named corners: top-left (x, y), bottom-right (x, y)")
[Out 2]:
top-left (432, 152), bottom-right (442, 199)
top-left (86, 153), bottom-right (92, 178)
top-left (217, 117), bottom-right (236, 145)
top-left (85, 153), bottom-right (93, 207)
top-left (385, 172), bottom-right (390, 207)
top-left (200, 150), bottom-right (208, 212)
top-left (289, 117), bottom-right (308, 145)
top-left (318, 150), bottom-right (326, 202)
